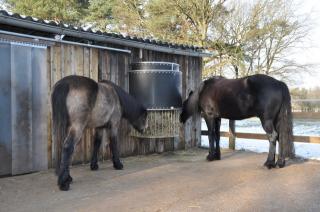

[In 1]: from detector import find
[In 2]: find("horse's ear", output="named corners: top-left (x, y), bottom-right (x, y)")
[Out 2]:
top-left (188, 90), bottom-right (194, 97)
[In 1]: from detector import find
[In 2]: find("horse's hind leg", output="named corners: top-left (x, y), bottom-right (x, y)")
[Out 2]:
top-left (214, 118), bottom-right (221, 160)
top-left (58, 126), bottom-right (83, 191)
top-left (276, 131), bottom-right (285, 168)
top-left (204, 117), bottom-right (219, 161)
top-left (261, 119), bottom-right (278, 169)
top-left (90, 128), bottom-right (104, 171)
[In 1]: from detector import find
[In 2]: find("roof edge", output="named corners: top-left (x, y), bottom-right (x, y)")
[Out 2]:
top-left (0, 11), bottom-right (213, 57)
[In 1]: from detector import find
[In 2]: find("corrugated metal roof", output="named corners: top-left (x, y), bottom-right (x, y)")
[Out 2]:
top-left (0, 10), bottom-right (211, 56)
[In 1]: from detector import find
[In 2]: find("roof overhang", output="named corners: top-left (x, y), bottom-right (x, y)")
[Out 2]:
top-left (0, 13), bottom-right (213, 57)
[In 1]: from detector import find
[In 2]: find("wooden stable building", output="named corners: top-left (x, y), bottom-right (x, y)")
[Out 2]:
top-left (0, 10), bottom-right (210, 175)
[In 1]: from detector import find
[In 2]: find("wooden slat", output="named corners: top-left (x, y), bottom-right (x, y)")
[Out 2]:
top-left (83, 47), bottom-right (91, 163)
top-left (46, 47), bottom-right (53, 168)
top-left (104, 50), bottom-right (111, 80)
top-left (60, 45), bottom-right (65, 78)
top-left (110, 53), bottom-right (118, 83)
top-left (90, 48), bottom-right (99, 81)
top-left (84, 47), bottom-right (90, 77)
top-left (293, 112), bottom-right (320, 119)
top-left (54, 45), bottom-right (62, 83)
top-left (64, 44), bottom-right (72, 77)
top-left (71, 45), bottom-right (76, 75)
top-left (72, 46), bottom-right (85, 164)
top-left (201, 130), bottom-right (320, 144)
top-left (293, 135), bottom-right (320, 143)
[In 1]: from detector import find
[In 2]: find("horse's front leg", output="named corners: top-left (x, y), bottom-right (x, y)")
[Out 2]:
top-left (108, 121), bottom-right (123, 170)
top-left (109, 135), bottom-right (123, 169)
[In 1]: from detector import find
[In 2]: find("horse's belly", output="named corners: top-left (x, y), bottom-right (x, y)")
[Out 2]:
top-left (219, 107), bottom-right (256, 120)
top-left (221, 113), bottom-right (255, 120)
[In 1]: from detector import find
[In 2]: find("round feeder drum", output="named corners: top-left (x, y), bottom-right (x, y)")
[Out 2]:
top-left (129, 62), bottom-right (182, 138)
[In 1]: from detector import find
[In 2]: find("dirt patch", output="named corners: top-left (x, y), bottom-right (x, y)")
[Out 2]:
top-left (0, 148), bottom-right (319, 212)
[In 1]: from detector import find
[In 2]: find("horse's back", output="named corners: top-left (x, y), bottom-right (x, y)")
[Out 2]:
top-left (54, 75), bottom-right (98, 94)
top-left (246, 74), bottom-right (282, 91)
top-left (52, 76), bottom-right (100, 125)
top-left (200, 74), bottom-right (284, 120)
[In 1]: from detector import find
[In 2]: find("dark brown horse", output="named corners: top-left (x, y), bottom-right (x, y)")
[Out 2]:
top-left (180, 74), bottom-right (295, 168)
top-left (52, 75), bottom-right (148, 191)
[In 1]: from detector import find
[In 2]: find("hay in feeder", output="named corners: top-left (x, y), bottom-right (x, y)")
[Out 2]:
top-left (131, 109), bottom-right (181, 138)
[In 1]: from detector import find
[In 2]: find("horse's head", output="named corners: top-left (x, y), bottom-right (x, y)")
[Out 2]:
top-left (180, 91), bottom-right (194, 124)
top-left (131, 107), bottom-right (148, 133)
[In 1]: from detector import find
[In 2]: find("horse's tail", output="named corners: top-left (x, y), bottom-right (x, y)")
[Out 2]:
top-left (277, 82), bottom-right (295, 158)
top-left (51, 81), bottom-right (70, 175)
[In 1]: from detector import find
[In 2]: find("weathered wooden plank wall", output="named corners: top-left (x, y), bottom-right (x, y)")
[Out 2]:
top-left (47, 44), bottom-right (100, 167)
top-left (46, 43), bottom-right (202, 168)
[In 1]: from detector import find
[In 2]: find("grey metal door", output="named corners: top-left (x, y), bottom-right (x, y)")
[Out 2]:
top-left (0, 40), bottom-right (47, 175)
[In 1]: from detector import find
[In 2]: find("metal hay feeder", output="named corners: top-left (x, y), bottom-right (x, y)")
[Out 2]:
top-left (129, 62), bottom-right (182, 138)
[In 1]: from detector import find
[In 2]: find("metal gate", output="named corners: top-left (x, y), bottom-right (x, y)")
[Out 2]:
top-left (0, 40), bottom-right (47, 175)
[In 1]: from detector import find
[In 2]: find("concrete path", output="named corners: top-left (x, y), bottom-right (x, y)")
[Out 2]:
top-left (0, 148), bottom-right (320, 212)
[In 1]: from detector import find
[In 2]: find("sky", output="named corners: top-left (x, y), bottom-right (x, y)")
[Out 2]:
top-left (290, 0), bottom-right (320, 88)
top-left (0, 0), bottom-right (319, 88)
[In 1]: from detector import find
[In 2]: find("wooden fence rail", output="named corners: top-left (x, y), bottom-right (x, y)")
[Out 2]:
top-left (202, 112), bottom-right (320, 149)
top-left (201, 130), bottom-right (320, 145)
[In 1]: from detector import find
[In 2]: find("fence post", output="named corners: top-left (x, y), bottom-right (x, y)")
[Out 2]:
top-left (229, 120), bottom-right (236, 150)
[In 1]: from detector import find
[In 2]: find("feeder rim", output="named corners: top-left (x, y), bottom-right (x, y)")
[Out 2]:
top-left (146, 108), bottom-right (181, 111)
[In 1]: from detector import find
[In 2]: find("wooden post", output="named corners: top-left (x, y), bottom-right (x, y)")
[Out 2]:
top-left (229, 120), bottom-right (236, 150)
top-left (229, 66), bottom-right (238, 150)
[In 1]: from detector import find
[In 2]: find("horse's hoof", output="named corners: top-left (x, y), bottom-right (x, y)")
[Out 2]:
top-left (264, 161), bottom-right (276, 169)
top-left (207, 154), bottom-right (215, 161)
top-left (276, 159), bottom-right (286, 168)
top-left (113, 161), bottom-right (123, 170)
top-left (215, 153), bottom-right (221, 160)
top-left (58, 176), bottom-right (71, 191)
top-left (207, 153), bottom-right (220, 161)
top-left (90, 163), bottom-right (99, 171)
top-left (59, 182), bottom-right (70, 191)
top-left (66, 175), bottom-right (73, 184)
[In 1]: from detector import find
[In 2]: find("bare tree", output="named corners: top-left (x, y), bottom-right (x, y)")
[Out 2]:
top-left (173, 0), bottom-right (227, 46)
top-left (205, 0), bottom-right (312, 80)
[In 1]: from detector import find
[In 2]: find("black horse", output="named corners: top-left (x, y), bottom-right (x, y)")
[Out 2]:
top-left (52, 75), bottom-right (148, 191)
top-left (180, 74), bottom-right (295, 168)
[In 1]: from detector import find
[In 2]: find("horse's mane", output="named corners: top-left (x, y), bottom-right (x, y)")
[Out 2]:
top-left (100, 80), bottom-right (146, 122)
top-left (203, 76), bottom-right (225, 85)
top-left (187, 76), bottom-right (225, 114)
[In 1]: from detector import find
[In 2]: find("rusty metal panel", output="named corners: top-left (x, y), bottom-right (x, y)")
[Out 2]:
top-left (11, 44), bottom-right (33, 175)
top-left (31, 47), bottom-right (48, 171)
top-left (0, 41), bottom-right (47, 175)
top-left (0, 42), bottom-right (12, 175)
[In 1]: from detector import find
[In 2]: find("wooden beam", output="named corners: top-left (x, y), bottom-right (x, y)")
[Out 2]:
top-left (201, 130), bottom-right (320, 144)
top-left (293, 112), bottom-right (320, 120)
top-left (229, 120), bottom-right (236, 150)
top-left (293, 135), bottom-right (320, 144)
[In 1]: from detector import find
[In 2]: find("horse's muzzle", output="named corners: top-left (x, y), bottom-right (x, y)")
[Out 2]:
top-left (179, 113), bottom-right (186, 123)
top-left (137, 128), bottom-right (145, 134)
